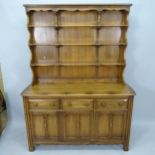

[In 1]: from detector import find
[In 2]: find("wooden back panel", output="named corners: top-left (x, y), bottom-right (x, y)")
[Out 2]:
top-left (24, 4), bottom-right (131, 84)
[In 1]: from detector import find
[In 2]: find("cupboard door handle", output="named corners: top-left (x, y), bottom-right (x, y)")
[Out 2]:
top-left (44, 115), bottom-right (47, 131)
top-left (101, 103), bottom-right (107, 108)
top-left (50, 103), bottom-right (55, 108)
top-left (109, 115), bottom-right (113, 128)
top-left (110, 120), bottom-right (113, 128)
top-left (33, 103), bottom-right (38, 107)
top-left (44, 121), bottom-right (47, 130)
top-left (118, 102), bottom-right (123, 106)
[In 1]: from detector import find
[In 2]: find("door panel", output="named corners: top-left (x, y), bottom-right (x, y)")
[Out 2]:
top-left (31, 113), bottom-right (59, 140)
top-left (63, 112), bottom-right (91, 140)
top-left (94, 112), bottom-right (126, 140)
top-left (47, 114), bottom-right (58, 137)
top-left (64, 113), bottom-right (78, 139)
top-left (94, 112), bottom-right (109, 138)
top-left (80, 113), bottom-right (91, 137)
top-left (31, 114), bottom-right (45, 137)
top-left (112, 113), bottom-right (126, 138)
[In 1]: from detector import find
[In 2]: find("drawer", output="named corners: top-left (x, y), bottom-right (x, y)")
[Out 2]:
top-left (62, 99), bottom-right (93, 109)
top-left (29, 99), bottom-right (59, 109)
top-left (96, 99), bottom-right (128, 111)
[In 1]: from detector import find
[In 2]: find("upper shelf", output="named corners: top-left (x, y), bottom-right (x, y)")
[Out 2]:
top-left (31, 62), bottom-right (125, 66)
top-left (27, 8), bottom-right (129, 27)
top-left (28, 24), bottom-right (128, 28)
top-left (29, 43), bottom-right (127, 46)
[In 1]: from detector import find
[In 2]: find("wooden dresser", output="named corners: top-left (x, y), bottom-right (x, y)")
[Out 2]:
top-left (22, 4), bottom-right (135, 151)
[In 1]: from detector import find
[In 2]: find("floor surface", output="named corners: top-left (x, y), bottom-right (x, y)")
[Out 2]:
top-left (0, 121), bottom-right (155, 155)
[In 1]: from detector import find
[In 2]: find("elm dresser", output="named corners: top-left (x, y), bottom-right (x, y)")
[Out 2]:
top-left (22, 4), bottom-right (135, 151)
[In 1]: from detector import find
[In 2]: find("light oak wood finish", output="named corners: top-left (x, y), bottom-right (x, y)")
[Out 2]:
top-left (22, 4), bottom-right (135, 151)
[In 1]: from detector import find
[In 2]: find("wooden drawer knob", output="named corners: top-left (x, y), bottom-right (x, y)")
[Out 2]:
top-left (67, 102), bottom-right (72, 107)
top-left (118, 102), bottom-right (123, 106)
top-left (100, 102), bottom-right (107, 108)
top-left (33, 103), bottom-right (38, 107)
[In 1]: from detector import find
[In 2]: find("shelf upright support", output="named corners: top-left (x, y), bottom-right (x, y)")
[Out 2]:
top-left (95, 11), bottom-right (101, 78)
top-left (26, 11), bottom-right (37, 85)
top-left (119, 10), bottom-right (129, 83)
top-left (55, 10), bottom-right (61, 78)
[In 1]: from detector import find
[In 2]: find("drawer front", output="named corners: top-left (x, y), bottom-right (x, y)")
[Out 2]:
top-left (96, 99), bottom-right (128, 111)
top-left (62, 99), bottom-right (93, 109)
top-left (29, 99), bottom-right (59, 109)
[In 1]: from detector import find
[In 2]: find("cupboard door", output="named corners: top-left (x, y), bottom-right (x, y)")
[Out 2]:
top-left (111, 113), bottom-right (126, 138)
top-left (30, 112), bottom-right (59, 140)
top-left (94, 112), bottom-right (126, 140)
top-left (31, 114), bottom-right (45, 138)
top-left (63, 111), bottom-right (92, 141)
top-left (94, 112), bottom-right (109, 138)
top-left (47, 113), bottom-right (59, 139)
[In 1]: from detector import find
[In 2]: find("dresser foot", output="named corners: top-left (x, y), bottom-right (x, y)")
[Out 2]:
top-left (123, 144), bottom-right (129, 151)
top-left (29, 145), bottom-right (35, 152)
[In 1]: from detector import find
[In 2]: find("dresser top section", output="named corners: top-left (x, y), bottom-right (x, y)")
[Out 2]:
top-left (24, 4), bottom-right (132, 84)
top-left (24, 4), bottom-right (132, 12)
